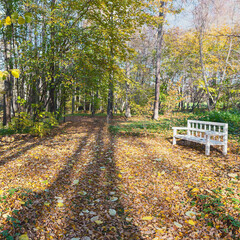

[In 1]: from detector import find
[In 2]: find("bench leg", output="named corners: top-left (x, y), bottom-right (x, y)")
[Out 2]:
top-left (223, 144), bottom-right (227, 155)
top-left (205, 135), bottom-right (210, 155)
top-left (173, 129), bottom-right (176, 145)
top-left (223, 134), bottom-right (228, 155)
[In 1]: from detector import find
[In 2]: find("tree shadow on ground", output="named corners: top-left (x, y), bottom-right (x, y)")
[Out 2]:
top-left (1, 118), bottom-right (143, 240)
top-left (64, 119), bottom-right (143, 239)
top-left (165, 137), bottom-right (224, 156)
top-left (0, 122), bottom-right (71, 167)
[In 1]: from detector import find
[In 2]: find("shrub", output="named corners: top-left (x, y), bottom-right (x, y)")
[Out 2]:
top-left (9, 112), bottom-right (32, 133)
top-left (194, 111), bottom-right (240, 135)
top-left (30, 112), bottom-right (58, 137)
top-left (8, 111), bottom-right (58, 137)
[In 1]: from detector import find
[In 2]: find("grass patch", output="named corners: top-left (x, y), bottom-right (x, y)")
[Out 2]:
top-left (66, 112), bottom-right (108, 117)
top-left (0, 128), bottom-right (16, 136)
top-left (109, 111), bottom-right (240, 141)
top-left (109, 114), bottom-right (189, 135)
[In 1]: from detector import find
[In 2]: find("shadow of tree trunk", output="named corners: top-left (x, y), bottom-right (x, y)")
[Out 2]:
top-left (2, 118), bottom-right (143, 240)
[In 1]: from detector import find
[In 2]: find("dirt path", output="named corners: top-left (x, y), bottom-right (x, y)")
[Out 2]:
top-left (0, 117), bottom-right (239, 239)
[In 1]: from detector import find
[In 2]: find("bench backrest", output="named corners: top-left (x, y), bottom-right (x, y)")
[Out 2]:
top-left (187, 120), bottom-right (228, 140)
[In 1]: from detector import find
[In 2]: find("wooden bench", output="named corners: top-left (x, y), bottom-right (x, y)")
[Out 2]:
top-left (172, 120), bottom-right (228, 155)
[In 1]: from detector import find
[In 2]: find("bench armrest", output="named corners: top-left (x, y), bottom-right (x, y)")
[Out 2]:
top-left (172, 127), bottom-right (188, 130)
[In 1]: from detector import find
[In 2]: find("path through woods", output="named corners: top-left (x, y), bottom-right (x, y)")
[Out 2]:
top-left (0, 117), bottom-right (239, 239)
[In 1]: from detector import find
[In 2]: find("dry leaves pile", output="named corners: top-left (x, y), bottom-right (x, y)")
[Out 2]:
top-left (0, 116), bottom-right (239, 240)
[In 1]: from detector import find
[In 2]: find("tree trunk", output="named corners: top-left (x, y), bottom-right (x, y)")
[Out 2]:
top-left (125, 63), bottom-right (131, 118)
top-left (107, 79), bottom-right (114, 123)
top-left (72, 87), bottom-right (75, 115)
top-left (153, 1), bottom-right (166, 120)
top-left (199, 28), bottom-right (213, 112)
top-left (3, 7), bottom-right (13, 125)
top-left (49, 0), bottom-right (56, 113)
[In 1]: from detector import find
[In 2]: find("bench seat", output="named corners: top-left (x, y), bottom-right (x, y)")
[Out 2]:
top-left (175, 134), bottom-right (225, 146)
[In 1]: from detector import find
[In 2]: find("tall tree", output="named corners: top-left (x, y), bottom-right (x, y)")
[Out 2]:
top-left (153, 1), bottom-right (167, 120)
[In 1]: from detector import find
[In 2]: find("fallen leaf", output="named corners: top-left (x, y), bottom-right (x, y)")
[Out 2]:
top-left (188, 220), bottom-right (196, 225)
top-left (142, 216), bottom-right (153, 221)
top-left (19, 234), bottom-right (29, 240)
top-left (73, 179), bottom-right (79, 185)
top-left (57, 202), bottom-right (64, 207)
top-left (82, 237), bottom-right (91, 240)
top-left (91, 216), bottom-right (99, 222)
top-left (185, 211), bottom-right (197, 218)
top-left (228, 173), bottom-right (238, 178)
top-left (110, 197), bottom-right (118, 202)
top-left (191, 188), bottom-right (200, 193)
top-left (174, 221), bottom-right (183, 228)
top-left (109, 209), bottom-right (117, 216)
top-left (79, 191), bottom-right (87, 196)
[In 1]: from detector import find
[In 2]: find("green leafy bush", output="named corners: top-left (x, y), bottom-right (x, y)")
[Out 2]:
top-left (8, 111), bottom-right (58, 137)
top-left (30, 112), bottom-right (58, 137)
top-left (193, 110), bottom-right (240, 135)
top-left (9, 112), bottom-right (32, 133)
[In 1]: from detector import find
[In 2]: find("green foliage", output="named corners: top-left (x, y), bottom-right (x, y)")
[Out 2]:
top-left (194, 188), bottom-right (240, 237)
top-left (192, 110), bottom-right (240, 135)
top-left (9, 112), bottom-right (33, 133)
top-left (0, 188), bottom-right (33, 239)
top-left (0, 128), bottom-right (15, 136)
top-left (30, 112), bottom-right (58, 137)
top-left (8, 112), bottom-right (58, 137)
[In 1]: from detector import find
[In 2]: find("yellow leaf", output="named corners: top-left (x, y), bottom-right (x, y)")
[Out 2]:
top-left (19, 234), bottom-right (29, 240)
top-left (188, 220), bottom-right (196, 225)
top-left (20, 201), bottom-right (25, 205)
top-left (192, 188), bottom-right (200, 193)
top-left (95, 220), bottom-right (103, 225)
top-left (11, 69), bottom-right (20, 78)
top-left (57, 202), bottom-right (64, 207)
top-left (0, 190), bottom-right (3, 195)
top-left (118, 174), bottom-right (122, 178)
top-left (44, 202), bottom-right (50, 206)
top-left (142, 216), bottom-right (153, 220)
top-left (11, 12), bottom-right (18, 20)
top-left (5, 16), bottom-right (11, 25)
top-left (18, 16), bottom-right (25, 25)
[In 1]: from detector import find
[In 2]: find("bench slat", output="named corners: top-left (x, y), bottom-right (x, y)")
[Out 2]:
top-left (175, 135), bottom-right (225, 145)
top-left (188, 120), bottom-right (227, 126)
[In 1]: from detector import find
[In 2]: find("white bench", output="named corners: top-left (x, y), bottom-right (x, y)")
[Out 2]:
top-left (172, 120), bottom-right (228, 155)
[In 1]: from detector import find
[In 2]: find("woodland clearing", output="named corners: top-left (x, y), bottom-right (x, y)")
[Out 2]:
top-left (0, 116), bottom-right (239, 240)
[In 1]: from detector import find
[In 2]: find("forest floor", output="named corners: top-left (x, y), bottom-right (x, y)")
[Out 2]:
top-left (0, 116), bottom-right (239, 240)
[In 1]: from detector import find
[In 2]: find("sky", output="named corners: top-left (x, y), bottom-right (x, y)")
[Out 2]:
top-left (167, 0), bottom-right (240, 30)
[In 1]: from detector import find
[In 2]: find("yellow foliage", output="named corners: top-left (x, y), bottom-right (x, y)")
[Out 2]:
top-left (18, 16), bottom-right (26, 25)
top-left (11, 69), bottom-right (20, 78)
top-left (5, 16), bottom-right (11, 25)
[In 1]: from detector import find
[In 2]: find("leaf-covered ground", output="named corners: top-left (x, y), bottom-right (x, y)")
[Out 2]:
top-left (0, 116), bottom-right (239, 239)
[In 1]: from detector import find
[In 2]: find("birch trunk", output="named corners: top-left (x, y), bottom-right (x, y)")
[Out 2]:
top-left (153, 1), bottom-right (166, 120)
